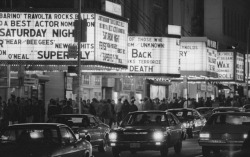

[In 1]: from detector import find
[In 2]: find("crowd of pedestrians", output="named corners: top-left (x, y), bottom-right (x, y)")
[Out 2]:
top-left (0, 95), bottom-right (45, 130)
top-left (1, 94), bottom-right (250, 130)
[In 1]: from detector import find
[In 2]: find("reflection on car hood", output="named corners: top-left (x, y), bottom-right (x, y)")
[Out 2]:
top-left (115, 126), bottom-right (165, 132)
top-left (0, 143), bottom-right (59, 157)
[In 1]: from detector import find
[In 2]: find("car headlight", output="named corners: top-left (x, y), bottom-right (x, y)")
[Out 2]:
top-left (153, 131), bottom-right (164, 141)
top-left (243, 134), bottom-right (248, 139)
top-left (183, 122), bottom-right (190, 128)
top-left (199, 133), bottom-right (210, 139)
top-left (109, 132), bottom-right (117, 141)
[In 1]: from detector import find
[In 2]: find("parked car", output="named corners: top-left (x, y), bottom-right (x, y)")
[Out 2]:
top-left (212, 107), bottom-right (240, 113)
top-left (198, 112), bottom-right (250, 157)
top-left (167, 108), bottom-right (206, 138)
top-left (196, 107), bottom-right (214, 120)
top-left (49, 114), bottom-right (110, 152)
top-left (242, 104), bottom-right (250, 112)
top-left (0, 123), bottom-right (93, 157)
top-left (108, 111), bottom-right (183, 157)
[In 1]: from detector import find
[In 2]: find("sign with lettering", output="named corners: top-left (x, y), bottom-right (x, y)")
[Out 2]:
top-left (236, 52), bottom-right (244, 81)
top-left (124, 36), bottom-right (180, 74)
top-left (95, 14), bottom-right (128, 66)
top-left (245, 54), bottom-right (250, 80)
top-left (217, 52), bottom-right (234, 80)
top-left (179, 38), bottom-right (217, 75)
top-left (0, 12), bottom-right (128, 67)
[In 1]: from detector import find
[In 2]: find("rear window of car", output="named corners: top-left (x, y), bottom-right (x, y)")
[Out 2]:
top-left (0, 127), bottom-right (59, 144)
top-left (169, 110), bottom-right (196, 120)
top-left (51, 116), bottom-right (93, 127)
top-left (207, 114), bottom-right (250, 125)
top-left (121, 113), bottom-right (168, 126)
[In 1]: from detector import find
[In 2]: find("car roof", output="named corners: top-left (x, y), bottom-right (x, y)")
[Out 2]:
top-left (212, 112), bottom-right (250, 116)
top-left (6, 123), bottom-right (67, 128)
top-left (129, 110), bottom-right (168, 114)
top-left (196, 107), bottom-right (214, 110)
top-left (167, 108), bottom-right (197, 111)
top-left (213, 107), bottom-right (239, 111)
top-left (52, 114), bottom-right (93, 117)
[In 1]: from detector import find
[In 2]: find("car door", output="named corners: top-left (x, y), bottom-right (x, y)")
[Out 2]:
top-left (59, 127), bottom-right (83, 157)
top-left (166, 113), bottom-right (179, 146)
top-left (88, 116), bottom-right (101, 145)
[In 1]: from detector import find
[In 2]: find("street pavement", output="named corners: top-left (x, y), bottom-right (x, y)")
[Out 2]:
top-left (93, 134), bottom-right (202, 157)
top-left (92, 134), bottom-right (242, 157)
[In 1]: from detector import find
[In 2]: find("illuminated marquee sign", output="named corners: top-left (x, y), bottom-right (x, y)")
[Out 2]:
top-left (95, 14), bottom-right (128, 66)
top-left (235, 52), bottom-right (244, 81)
top-left (126, 36), bottom-right (180, 74)
top-left (0, 12), bottom-right (128, 66)
top-left (245, 54), bottom-right (250, 79)
top-left (179, 38), bottom-right (217, 76)
top-left (217, 52), bottom-right (234, 80)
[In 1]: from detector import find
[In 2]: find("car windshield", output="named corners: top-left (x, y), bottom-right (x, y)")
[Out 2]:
top-left (197, 109), bottom-right (212, 115)
top-left (51, 116), bottom-right (92, 128)
top-left (206, 114), bottom-right (250, 126)
top-left (168, 110), bottom-right (197, 120)
top-left (0, 127), bottom-right (59, 145)
top-left (121, 112), bottom-right (168, 126)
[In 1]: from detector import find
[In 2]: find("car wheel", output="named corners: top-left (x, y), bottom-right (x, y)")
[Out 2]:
top-left (98, 138), bottom-right (108, 152)
top-left (174, 139), bottom-right (182, 154)
top-left (112, 147), bottom-right (121, 157)
top-left (202, 146), bottom-right (211, 157)
top-left (160, 145), bottom-right (168, 157)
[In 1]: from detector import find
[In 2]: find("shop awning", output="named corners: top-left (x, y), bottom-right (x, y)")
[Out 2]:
top-left (217, 84), bottom-right (231, 90)
top-left (147, 79), bottom-right (171, 86)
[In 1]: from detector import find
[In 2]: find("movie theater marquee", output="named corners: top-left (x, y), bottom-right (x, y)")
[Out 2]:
top-left (0, 12), bottom-right (128, 66)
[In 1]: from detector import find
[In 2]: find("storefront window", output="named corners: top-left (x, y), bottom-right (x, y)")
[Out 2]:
top-left (95, 76), bottom-right (101, 86)
top-left (82, 75), bottom-right (90, 85)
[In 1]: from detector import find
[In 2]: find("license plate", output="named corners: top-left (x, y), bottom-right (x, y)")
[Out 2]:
top-left (130, 143), bottom-right (140, 148)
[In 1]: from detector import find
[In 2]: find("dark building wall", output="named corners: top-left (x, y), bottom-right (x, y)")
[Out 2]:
top-left (204, 0), bottom-right (250, 50)
top-left (123, 0), bottom-right (168, 36)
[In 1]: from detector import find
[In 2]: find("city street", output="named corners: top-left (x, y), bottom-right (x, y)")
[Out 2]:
top-left (93, 135), bottom-right (202, 157)
top-left (92, 134), bottom-right (240, 157)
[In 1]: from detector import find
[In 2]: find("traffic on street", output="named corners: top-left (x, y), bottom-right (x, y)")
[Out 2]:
top-left (1, 0), bottom-right (250, 157)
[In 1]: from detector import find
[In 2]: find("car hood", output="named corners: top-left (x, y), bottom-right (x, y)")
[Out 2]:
top-left (114, 126), bottom-right (165, 132)
top-left (0, 143), bottom-right (59, 157)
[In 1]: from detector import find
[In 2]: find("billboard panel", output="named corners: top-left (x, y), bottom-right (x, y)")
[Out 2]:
top-left (126, 36), bottom-right (180, 74)
top-left (0, 12), bottom-right (128, 66)
top-left (217, 52), bottom-right (234, 80)
top-left (95, 14), bottom-right (128, 66)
